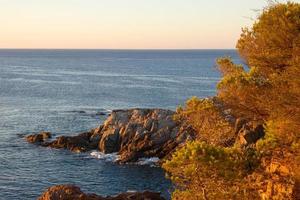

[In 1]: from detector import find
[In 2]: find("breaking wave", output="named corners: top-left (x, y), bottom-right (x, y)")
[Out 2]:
top-left (90, 151), bottom-right (159, 167)
top-left (90, 151), bottom-right (119, 162)
top-left (137, 157), bottom-right (160, 167)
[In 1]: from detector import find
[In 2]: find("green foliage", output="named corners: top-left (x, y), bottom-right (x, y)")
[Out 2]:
top-left (217, 57), bottom-right (271, 120)
top-left (237, 1), bottom-right (300, 74)
top-left (256, 121), bottom-right (278, 153)
top-left (174, 97), bottom-right (235, 146)
top-left (163, 141), bottom-right (260, 199)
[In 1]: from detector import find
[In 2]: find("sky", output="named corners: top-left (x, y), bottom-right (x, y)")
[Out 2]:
top-left (0, 0), bottom-right (294, 49)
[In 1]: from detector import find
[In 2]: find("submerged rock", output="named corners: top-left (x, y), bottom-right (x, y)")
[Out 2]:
top-left (38, 185), bottom-right (165, 200)
top-left (25, 108), bottom-right (195, 162)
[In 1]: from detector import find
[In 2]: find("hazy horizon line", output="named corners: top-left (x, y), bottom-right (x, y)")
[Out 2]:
top-left (0, 48), bottom-right (236, 50)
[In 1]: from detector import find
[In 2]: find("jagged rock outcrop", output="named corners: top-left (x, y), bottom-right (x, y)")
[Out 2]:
top-left (98, 109), bottom-right (194, 163)
top-left (26, 131), bottom-right (100, 153)
top-left (26, 108), bottom-right (195, 163)
top-left (26, 132), bottom-right (52, 143)
top-left (44, 131), bottom-right (99, 153)
top-left (38, 185), bottom-right (166, 200)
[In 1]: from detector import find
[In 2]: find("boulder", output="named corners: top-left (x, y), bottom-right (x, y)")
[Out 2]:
top-left (38, 185), bottom-right (166, 200)
top-left (26, 132), bottom-right (52, 143)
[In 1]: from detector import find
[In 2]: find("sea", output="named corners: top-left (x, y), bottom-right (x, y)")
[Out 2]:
top-left (0, 49), bottom-right (242, 200)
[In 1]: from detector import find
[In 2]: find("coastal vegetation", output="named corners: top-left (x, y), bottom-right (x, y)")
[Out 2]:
top-left (163, 2), bottom-right (300, 199)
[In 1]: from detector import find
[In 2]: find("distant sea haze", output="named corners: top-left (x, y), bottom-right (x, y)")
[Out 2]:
top-left (0, 49), bottom-right (241, 199)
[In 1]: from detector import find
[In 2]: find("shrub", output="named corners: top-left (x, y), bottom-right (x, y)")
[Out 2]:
top-left (175, 97), bottom-right (235, 146)
top-left (163, 141), bottom-right (260, 199)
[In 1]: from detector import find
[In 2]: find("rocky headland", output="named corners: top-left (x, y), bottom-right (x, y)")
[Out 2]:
top-left (26, 108), bottom-right (265, 163)
top-left (26, 108), bottom-right (196, 163)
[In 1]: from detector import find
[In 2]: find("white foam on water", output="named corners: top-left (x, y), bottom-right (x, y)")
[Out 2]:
top-left (90, 151), bottom-right (119, 162)
top-left (90, 152), bottom-right (160, 167)
top-left (137, 157), bottom-right (160, 167)
top-left (126, 190), bottom-right (138, 193)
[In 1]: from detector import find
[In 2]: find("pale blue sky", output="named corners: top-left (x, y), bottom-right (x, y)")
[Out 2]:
top-left (0, 0), bottom-right (294, 49)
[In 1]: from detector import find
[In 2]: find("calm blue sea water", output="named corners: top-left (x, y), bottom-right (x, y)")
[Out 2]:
top-left (0, 49), bottom-right (241, 200)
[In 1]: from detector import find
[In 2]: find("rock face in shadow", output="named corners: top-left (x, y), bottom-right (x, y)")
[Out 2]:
top-left (26, 108), bottom-right (195, 163)
top-left (38, 185), bottom-right (166, 200)
top-left (44, 131), bottom-right (101, 153)
top-left (26, 130), bottom-right (101, 153)
top-left (234, 119), bottom-right (265, 147)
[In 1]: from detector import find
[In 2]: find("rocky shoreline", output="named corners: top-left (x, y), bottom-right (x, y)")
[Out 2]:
top-left (26, 108), bottom-right (196, 163)
top-left (26, 108), bottom-right (265, 199)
